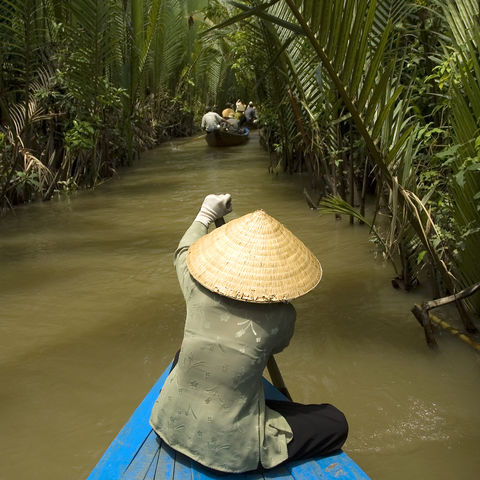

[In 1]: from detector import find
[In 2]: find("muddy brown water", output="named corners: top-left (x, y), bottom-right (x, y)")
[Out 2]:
top-left (1, 131), bottom-right (479, 480)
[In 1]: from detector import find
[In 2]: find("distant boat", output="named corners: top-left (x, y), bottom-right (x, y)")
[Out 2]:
top-left (87, 362), bottom-right (370, 480)
top-left (206, 126), bottom-right (249, 147)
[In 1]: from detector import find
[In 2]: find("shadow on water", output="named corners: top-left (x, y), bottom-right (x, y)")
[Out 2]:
top-left (1, 131), bottom-right (479, 480)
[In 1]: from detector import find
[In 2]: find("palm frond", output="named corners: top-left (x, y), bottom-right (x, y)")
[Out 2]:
top-left (64, 0), bottom-right (125, 110)
top-left (440, 0), bottom-right (480, 306)
top-left (319, 194), bottom-right (399, 272)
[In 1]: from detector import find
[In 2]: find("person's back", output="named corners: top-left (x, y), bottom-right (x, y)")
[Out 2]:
top-left (235, 99), bottom-right (245, 113)
top-left (245, 102), bottom-right (257, 123)
top-left (151, 278), bottom-right (295, 472)
top-left (225, 115), bottom-right (240, 131)
top-left (201, 108), bottom-right (223, 132)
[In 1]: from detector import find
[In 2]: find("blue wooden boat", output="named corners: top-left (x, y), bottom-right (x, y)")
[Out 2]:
top-left (206, 127), bottom-right (249, 147)
top-left (87, 363), bottom-right (370, 479)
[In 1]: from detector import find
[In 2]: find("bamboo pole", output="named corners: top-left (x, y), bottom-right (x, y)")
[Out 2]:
top-left (412, 281), bottom-right (480, 349)
top-left (429, 313), bottom-right (480, 353)
top-left (420, 282), bottom-right (480, 310)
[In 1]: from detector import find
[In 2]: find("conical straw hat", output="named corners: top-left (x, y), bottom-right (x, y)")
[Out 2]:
top-left (186, 210), bottom-right (322, 303)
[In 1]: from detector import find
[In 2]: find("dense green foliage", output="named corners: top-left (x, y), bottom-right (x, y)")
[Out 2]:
top-left (0, 0), bottom-right (237, 208)
top-left (211, 0), bottom-right (479, 315)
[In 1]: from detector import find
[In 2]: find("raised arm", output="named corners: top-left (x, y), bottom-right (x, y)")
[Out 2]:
top-left (174, 194), bottom-right (232, 296)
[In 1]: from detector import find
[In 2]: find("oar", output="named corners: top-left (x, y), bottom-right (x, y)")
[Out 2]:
top-left (215, 216), bottom-right (293, 401)
top-left (267, 356), bottom-right (292, 401)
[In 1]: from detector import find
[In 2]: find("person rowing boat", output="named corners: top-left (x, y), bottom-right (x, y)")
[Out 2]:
top-left (149, 194), bottom-right (348, 473)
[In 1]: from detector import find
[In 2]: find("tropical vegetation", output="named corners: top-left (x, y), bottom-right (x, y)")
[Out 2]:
top-left (1, 0), bottom-right (479, 320)
top-left (209, 0), bottom-right (480, 321)
top-left (0, 0), bottom-right (224, 207)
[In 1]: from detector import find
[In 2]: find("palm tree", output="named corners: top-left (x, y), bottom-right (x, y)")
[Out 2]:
top-left (437, 0), bottom-right (480, 311)
top-left (0, 0), bottom-right (226, 209)
top-left (217, 0), bottom-right (479, 322)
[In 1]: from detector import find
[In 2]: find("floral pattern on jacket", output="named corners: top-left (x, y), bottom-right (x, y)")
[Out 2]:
top-left (150, 221), bottom-right (295, 473)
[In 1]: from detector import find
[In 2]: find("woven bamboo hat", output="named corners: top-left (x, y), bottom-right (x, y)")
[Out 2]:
top-left (186, 210), bottom-right (322, 303)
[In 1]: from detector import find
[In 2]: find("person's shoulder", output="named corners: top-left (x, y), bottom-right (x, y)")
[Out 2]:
top-left (262, 301), bottom-right (295, 316)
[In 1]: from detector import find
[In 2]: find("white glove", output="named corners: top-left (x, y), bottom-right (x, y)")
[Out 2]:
top-left (194, 194), bottom-right (232, 227)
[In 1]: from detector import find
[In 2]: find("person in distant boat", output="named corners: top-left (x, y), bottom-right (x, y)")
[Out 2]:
top-left (222, 103), bottom-right (235, 119)
top-left (235, 98), bottom-right (246, 123)
top-left (201, 106), bottom-right (223, 132)
top-left (235, 99), bottom-right (246, 113)
top-left (224, 112), bottom-right (242, 133)
top-left (245, 101), bottom-right (258, 125)
top-left (150, 194), bottom-right (348, 474)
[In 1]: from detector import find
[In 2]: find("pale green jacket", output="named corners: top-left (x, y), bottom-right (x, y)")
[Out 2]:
top-left (150, 221), bottom-right (295, 473)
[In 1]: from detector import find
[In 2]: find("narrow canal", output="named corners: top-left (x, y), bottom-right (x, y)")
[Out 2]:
top-left (0, 132), bottom-right (479, 480)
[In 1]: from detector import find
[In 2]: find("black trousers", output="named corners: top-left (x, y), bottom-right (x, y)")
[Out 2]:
top-left (168, 351), bottom-right (348, 464)
top-left (266, 399), bottom-right (348, 462)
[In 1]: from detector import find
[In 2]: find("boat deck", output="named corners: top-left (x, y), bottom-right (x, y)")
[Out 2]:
top-left (87, 366), bottom-right (370, 480)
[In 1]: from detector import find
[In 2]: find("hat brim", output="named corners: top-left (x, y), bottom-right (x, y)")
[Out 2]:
top-left (186, 210), bottom-right (322, 303)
